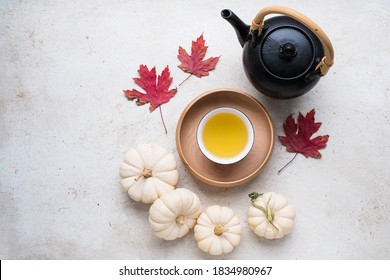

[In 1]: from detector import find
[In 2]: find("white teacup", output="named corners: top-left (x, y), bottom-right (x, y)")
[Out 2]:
top-left (197, 107), bottom-right (254, 164)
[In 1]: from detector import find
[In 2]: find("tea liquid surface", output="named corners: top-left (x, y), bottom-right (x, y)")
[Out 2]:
top-left (202, 112), bottom-right (248, 158)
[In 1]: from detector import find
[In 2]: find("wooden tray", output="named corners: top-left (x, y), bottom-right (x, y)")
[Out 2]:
top-left (176, 88), bottom-right (274, 187)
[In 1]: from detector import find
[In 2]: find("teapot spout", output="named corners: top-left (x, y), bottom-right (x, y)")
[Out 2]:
top-left (221, 9), bottom-right (250, 47)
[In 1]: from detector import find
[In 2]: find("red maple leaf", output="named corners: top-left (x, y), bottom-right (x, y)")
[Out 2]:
top-left (177, 34), bottom-right (220, 83)
top-left (123, 65), bottom-right (177, 133)
top-left (123, 65), bottom-right (177, 112)
top-left (278, 109), bottom-right (329, 172)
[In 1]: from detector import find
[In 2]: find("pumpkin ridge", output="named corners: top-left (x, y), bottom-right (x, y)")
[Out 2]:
top-left (276, 205), bottom-right (296, 218)
top-left (219, 207), bottom-right (235, 224)
top-left (119, 162), bottom-right (141, 178)
top-left (205, 205), bottom-right (223, 224)
top-left (142, 178), bottom-right (161, 203)
top-left (182, 193), bottom-right (199, 215)
top-left (128, 177), bottom-right (145, 201)
top-left (152, 180), bottom-right (175, 198)
top-left (272, 196), bottom-right (289, 211)
top-left (156, 223), bottom-right (180, 240)
top-left (152, 153), bottom-right (177, 172)
top-left (198, 212), bottom-right (214, 227)
top-left (123, 149), bottom-right (144, 169)
top-left (120, 176), bottom-right (137, 191)
top-left (152, 170), bottom-right (179, 185)
top-left (138, 145), bottom-right (168, 170)
top-left (222, 232), bottom-right (241, 247)
top-left (151, 196), bottom-right (176, 218)
top-left (162, 190), bottom-right (184, 214)
top-left (224, 215), bottom-right (240, 228)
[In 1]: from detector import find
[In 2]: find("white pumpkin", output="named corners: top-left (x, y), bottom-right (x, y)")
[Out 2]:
top-left (119, 144), bottom-right (178, 203)
top-left (149, 188), bottom-right (202, 240)
top-left (194, 205), bottom-right (242, 255)
top-left (247, 192), bottom-right (295, 239)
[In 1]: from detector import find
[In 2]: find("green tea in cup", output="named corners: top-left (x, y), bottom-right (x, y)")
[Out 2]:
top-left (197, 107), bottom-right (254, 164)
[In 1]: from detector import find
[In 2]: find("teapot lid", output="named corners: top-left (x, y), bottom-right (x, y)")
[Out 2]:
top-left (261, 26), bottom-right (314, 79)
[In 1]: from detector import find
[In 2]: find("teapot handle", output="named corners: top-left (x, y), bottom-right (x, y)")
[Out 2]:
top-left (250, 6), bottom-right (334, 76)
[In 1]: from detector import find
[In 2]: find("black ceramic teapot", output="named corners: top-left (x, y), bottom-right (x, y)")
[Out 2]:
top-left (221, 6), bottom-right (334, 99)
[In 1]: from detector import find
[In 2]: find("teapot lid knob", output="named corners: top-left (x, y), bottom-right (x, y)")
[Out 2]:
top-left (279, 42), bottom-right (297, 59)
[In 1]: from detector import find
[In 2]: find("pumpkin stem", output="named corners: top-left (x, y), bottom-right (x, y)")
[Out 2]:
top-left (250, 193), bottom-right (279, 233)
top-left (175, 214), bottom-right (185, 225)
top-left (137, 168), bottom-right (153, 181)
top-left (214, 224), bottom-right (228, 236)
top-left (250, 192), bottom-right (269, 215)
top-left (265, 196), bottom-right (275, 223)
top-left (249, 192), bottom-right (263, 202)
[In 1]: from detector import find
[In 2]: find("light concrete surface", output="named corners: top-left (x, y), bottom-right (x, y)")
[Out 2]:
top-left (1, 0), bottom-right (390, 260)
